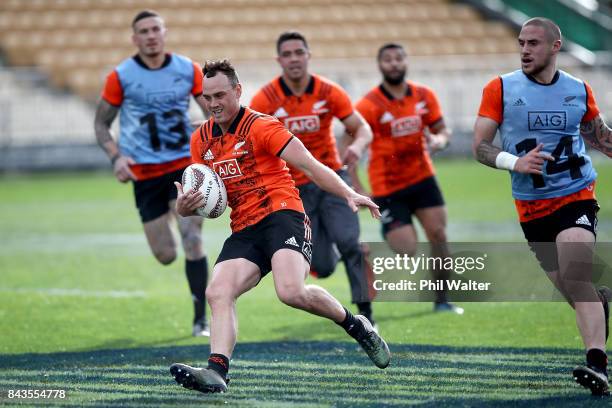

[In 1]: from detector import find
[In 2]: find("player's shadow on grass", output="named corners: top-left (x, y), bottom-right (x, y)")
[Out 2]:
top-left (272, 308), bottom-right (435, 340)
top-left (67, 335), bottom-right (197, 353)
top-left (0, 342), bottom-right (604, 407)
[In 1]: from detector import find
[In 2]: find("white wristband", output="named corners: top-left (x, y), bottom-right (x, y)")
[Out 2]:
top-left (495, 151), bottom-right (519, 171)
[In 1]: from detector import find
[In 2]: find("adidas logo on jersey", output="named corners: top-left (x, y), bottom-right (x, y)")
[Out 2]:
top-left (380, 111), bottom-right (395, 124)
top-left (513, 98), bottom-right (526, 106)
top-left (285, 236), bottom-right (299, 247)
top-left (575, 215), bottom-right (591, 227)
top-left (204, 149), bottom-right (214, 160)
top-left (274, 107), bottom-right (289, 118)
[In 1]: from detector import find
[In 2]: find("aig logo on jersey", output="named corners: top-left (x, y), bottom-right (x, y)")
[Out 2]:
top-left (391, 116), bottom-right (422, 137)
top-left (146, 90), bottom-right (177, 104)
top-left (528, 111), bottom-right (567, 131)
top-left (213, 159), bottom-right (243, 180)
top-left (285, 115), bottom-right (320, 134)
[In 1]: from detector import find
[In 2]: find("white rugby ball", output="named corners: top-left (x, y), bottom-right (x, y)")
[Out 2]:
top-left (182, 164), bottom-right (227, 218)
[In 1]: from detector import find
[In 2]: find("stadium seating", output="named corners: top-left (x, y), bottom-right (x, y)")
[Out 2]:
top-left (0, 0), bottom-right (518, 100)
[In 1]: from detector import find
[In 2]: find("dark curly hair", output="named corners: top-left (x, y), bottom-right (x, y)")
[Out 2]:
top-left (202, 59), bottom-right (240, 87)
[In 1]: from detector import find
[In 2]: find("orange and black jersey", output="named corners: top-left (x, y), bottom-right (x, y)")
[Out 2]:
top-left (190, 106), bottom-right (304, 232)
top-left (250, 74), bottom-right (354, 186)
top-left (356, 81), bottom-right (443, 197)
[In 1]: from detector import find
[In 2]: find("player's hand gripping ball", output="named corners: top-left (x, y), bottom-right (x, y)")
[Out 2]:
top-left (182, 164), bottom-right (227, 218)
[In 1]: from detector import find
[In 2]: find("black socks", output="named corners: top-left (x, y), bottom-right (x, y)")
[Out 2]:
top-left (208, 353), bottom-right (229, 380)
top-left (587, 348), bottom-right (608, 374)
top-left (337, 307), bottom-right (366, 339)
top-left (186, 257), bottom-right (208, 323)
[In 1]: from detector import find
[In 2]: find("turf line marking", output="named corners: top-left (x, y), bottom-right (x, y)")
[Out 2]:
top-left (0, 288), bottom-right (148, 298)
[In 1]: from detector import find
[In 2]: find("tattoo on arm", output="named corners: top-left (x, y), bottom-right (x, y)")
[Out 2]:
top-left (581, 116), bottom-right (612, 158)
top-left (94, 100), bottom-right (119, 156)
top-left (476, 140), bottom-right (503, 168)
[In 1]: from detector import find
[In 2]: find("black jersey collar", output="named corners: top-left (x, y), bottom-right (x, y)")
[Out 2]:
top-left (279, 75), bottom-right (315, 96)
top-left (211, 106), bottom-right (246, 137)
top-left (133, 53), bottom-right (172, 70)
top-left (524, 70), bottom-right (560, 86)
top-left (379, 82), bottom-right (412, 100)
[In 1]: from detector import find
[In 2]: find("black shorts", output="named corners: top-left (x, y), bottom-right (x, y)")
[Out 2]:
top-left (373, 176), bottom-right (445, 236)
top-left (216, 210), bottom-right (313, 278)
top-left (133, 167), bottom-right (185, 223)
top-left (520, 199), bottom-right (599, 272)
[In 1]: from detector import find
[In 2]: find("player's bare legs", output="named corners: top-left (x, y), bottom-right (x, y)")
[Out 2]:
top-left (142, 203), bottom-right (205, 263)
top-left (546, 270), bottom-right (574, 306)
top-left (415, 206), bottom-right (457, 310)
top-left (414, 206), bottom-right (448, 251)
top-left (557, 227), bottom-right (609, 395)
top-left (271, 248), bottom-right (390, 369)
top-left (173, 202), bottom-right (205, 261)
top-left (384, 207), bottom-right (460, 312)
top-left (385, 225), bottom-right (417, 256)
top-left (143, 212), bottom-right (178, 264)
top-left (143, 203), bottom-right (209, 336)
top-left (170, 258), bottom-right (260, 393)
top-left (271, 249), bottom-right (345, 321)
top-left (171, 250), bottom-right (390, 393)
top-left (206, 259), bottom-right (261, 357)
top-left (172, 202), bottom-right (209, 335)
top-left (556, 228), bottom-right (605, 351)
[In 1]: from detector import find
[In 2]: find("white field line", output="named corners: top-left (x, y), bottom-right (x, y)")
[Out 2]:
top-left (1, 221), bottom-right (610, 255)
top-left (0, 287), bottom-right (148, 298)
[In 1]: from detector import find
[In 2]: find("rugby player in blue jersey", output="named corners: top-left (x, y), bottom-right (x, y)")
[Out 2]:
top-left (473, 17), bottom-right (612, 395)
top-left (94, 10), bottom-right (210, 337)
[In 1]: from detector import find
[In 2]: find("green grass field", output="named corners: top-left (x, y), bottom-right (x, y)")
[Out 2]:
top-left (1, 158), bottom-right (612, 407)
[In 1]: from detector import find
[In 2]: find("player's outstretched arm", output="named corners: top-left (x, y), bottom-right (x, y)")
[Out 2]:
top-left (581, 115), bottom-right (612, 158)
top-left (473, 116), bottom-right (502, 168)
top-left (428, 119), bottom-right (451, 153)
top-left (340, 112), bottom-right (373, 167)
top-left (94, 99), bottom-right (136, 183)
top-left (337, 131), bottom-right (369, 196)
top-left (281, 138), bottom-right (380, 219)
top-left (174, 182), bottom-right (205, 217)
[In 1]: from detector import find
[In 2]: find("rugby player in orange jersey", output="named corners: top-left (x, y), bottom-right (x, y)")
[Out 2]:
top-left (474, 18), bottom-right (612, 395)
top-left (94, 10), bottom-right (210, 337)
top-left (354, 43), bottom-right (462, 314)
top-left (250, 31), bottom-right (378, 328)
top-left (169, 60), bottom-right (391, 394)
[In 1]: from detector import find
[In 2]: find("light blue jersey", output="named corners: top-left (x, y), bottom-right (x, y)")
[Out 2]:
top-left (500, 70), bottom-right (596, 200)
top-left (113, 54), bottom-right (197, 164)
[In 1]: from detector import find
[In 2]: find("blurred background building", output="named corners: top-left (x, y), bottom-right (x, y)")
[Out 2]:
top-left (0, 0), bottom-right (610, 171)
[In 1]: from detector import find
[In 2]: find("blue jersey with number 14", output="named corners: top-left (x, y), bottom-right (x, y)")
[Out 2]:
top-left (499, 70), bottom-right (596, 200)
